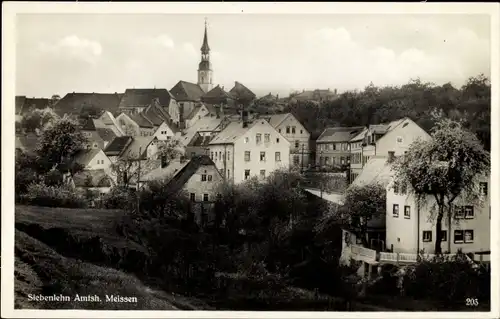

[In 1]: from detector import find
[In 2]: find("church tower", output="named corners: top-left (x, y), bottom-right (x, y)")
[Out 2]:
top-left (198, 19), bottom-right (213, 93)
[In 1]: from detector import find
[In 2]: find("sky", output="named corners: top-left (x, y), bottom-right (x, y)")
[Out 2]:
top-left (15, 13), bottom-right (491, 98)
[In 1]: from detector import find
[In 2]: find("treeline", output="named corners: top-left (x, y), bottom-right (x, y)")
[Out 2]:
top-left (285, 74), bottom-right (491, 150)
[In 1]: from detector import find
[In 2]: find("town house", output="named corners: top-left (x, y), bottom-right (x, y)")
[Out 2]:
top-left (316, 126), bottom-right (364, 170)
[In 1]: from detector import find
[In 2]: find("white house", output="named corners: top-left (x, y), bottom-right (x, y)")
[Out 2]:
top-left (73, 148), bottom-right (113, 174)
top-left (208, 115), bottom-right (290, 184)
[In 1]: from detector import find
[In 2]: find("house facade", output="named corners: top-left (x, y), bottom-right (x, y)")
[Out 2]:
top-left (349, 118), bottom-right (431, 184)
top-left (386, 174), bottom-right (491, 256)
top-left (266, 113), bottom-right (311, 169)
top-left (208, 117), bottom-right (290, 184)
top-left (316, 126), bottom-right (364, 170)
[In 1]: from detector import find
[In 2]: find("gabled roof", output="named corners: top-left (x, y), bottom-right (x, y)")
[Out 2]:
top-left (181, 116), bottom-right (223, 146)
top-left (229, 81), bottom-right (256, 100)
top-left (187, 132), bottom-right (213, 147)
top-left (141, 156), bottom-right (220, 194)
top-left (202, 85), bottom-right (232, 100)
top-left (81, 118), bottom-right (97, 131)
top-left (141, 159), bottom-right (190, 182)
top-left (142, 100), bottom-right (172, 126)
top-left (170, 81), bottom-right (205, 102)
top-left (73, 149), bottom-right (102, 166)
top-left (267, 113), bottom-right (291, 128)
top-left (96, 127), bottom-right (117, 142)
top-left (350, 118), bottom-right (407, 142)
top-left (209, 121), bottom-right (257, 145)
top-left (104, 136), bottom-right (134, 157)
top-left (130, 113), bottom-right (154, 128)
top-left (97, 111), bottom-right (125, 135)
top-left (317, 126), bottom-right (365, 143)
top-left (120, 136), bottom-right (156, 160)
top-left (118, 89), bottom-right (174, 109)
top-left (53, 92), bottom-right (122, 117)
top-left (203, 103), bottom-right (218, 116)
top-left (73, 169), bottom-right (113, 188)
top-left (351, 157), bottom-right (393, 188)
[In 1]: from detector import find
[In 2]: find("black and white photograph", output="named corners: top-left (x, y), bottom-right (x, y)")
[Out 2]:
top-left (2, 2), bottom-right (498, 318)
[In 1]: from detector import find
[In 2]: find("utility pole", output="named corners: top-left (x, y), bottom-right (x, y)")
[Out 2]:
top-left (301, 144), bottom-right (305, 174)
top-left (136, 147), bottom-right (142, 214)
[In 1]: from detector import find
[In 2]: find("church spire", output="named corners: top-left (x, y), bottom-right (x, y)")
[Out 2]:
top-left (201, 18), bottom-right (210, 53)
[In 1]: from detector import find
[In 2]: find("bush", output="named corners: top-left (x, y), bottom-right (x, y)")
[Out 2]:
top-left (101, 186), bottom-right (135, 210)
top-left (20, 182), bottom-right (87, 208)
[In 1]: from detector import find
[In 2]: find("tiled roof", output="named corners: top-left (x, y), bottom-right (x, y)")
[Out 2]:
top-left (267, 113), bottom-right (290, 128)
top-left (350, 118), bottom-right (406, 142)
top-left (53, 93), bottom-right (122, 117)
top-left (104, 136), bottom-right (134, 157)
top-left (229, 81), bottom-right (256, 100)
top-left (141, 156), bottom-right (219, 195)
top-left (142, 101), bottom-right (172, 126)
top-left (202, 85), bottom-right (232, 99)
top-left (73, 169), bottom-right (113, 187)
top-left (95, 127), bottom-right (117, 142)
top-left (351, 157), bottom-right (393, 188)
top-left (187, 132), bottom-right (213, 147)
top-left (209, 120), bottom-right (257, 145)
top-left (317, 126), bottom-right (365, 143)
top-left (118, 89), bottom-right (174, 109)
top-left (170, 81), bottom-right (205, 102)
top-left (130, 113), bottom-right (154, 128)
top-left (181, 116), bottom-right (223, 146)
top-left (73, 149), bottom-right (101, 166)
top-left (120, 136), bottom-right (156, 160)
top-left (81, 118), bottom-right (97, 131)
top-left (141, 159), bottom-right (190, 182)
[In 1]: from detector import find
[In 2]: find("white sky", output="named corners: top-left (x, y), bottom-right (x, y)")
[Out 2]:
top-left (15, 13), bottom-right (491, 98)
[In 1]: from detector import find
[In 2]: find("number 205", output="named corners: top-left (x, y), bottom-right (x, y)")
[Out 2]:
top-left (466, 298), bottom-right (479, 306)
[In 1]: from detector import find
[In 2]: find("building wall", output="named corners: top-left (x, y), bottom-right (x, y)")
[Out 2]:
top-left (183, 164), bottom-right (224, 203)
top-left (376, 119), bottom-right (432, 157)
top-left (232, 121), bottom-right (290, 184)
top-left (82, 130), bottom-right (105, 150)
top-left (208, 144), bottom-right (234, 181)
top-left (386, 176), bottom-right (491, 255)
top-left (116, 113), bottom-right (140, 136)
top-left (274, 114), bottom-right (311, 168)
top-left (153, 121), bottom-right (176, 141)
top-left (85, 150), bottom-right (113, 172)
top-left (316, 142), bottom-right (351, 168)
top-left (186, 105), bottom-right (210, 129)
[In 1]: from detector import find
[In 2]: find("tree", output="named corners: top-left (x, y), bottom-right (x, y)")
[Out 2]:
top-left (156, 138), bottom-right (184, 165)
top-left (20, 108), bottom-right (58, 134)
top-left (317, 182), bottom-right (386, 247)
top-left (392, 117), bottom-right (490, 254)
top-left (35, 116), bottom-right (88, 169)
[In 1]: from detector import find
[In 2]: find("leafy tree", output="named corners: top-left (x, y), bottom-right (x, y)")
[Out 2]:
top-left (317, 182), bottom-right (386, 247)
top-left (20, 108), bottom-right (59, 133)
top-left (35, 116), bottom-right (88, 170)
top-left (392, 116), bottom-right (490, 254)
top-left (156, 138), bottom-right (184, 166)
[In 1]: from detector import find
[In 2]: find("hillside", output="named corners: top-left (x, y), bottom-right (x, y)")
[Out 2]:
top-left (14, 205), bottom-right (210, 310)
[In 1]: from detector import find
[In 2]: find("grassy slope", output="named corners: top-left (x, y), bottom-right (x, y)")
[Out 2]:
top-left (14, 205), bottom-right (206, 310)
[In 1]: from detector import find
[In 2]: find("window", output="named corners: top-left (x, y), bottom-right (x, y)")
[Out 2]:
top-left (215, 152), bottom-right (218, 160)
top-left (227, 151), bottom-right (231, 160)
top-left (279, 129), bottom-right (281, 133)
top-left (275, 152), bottom-right (281, 162)
top-left (256, 133), bottom-right (262, 144)
top-left (300, 129), bottom-right (303, 134)
top-left (208, 175), bottom-right (213, 181)
top-left (210, 152), bottom-right (214, 160)
top-left (404, 206), bottom-right (411, 219)
top-left (203, 194), bottom-right (209, 202)
top-left (292, 126), bottom-right (296, 134)
top-left (393, 204), bottom-right (399, 217)
top-left (332, 157), bottom-right (336, 165)
top-left (260, 151), bottom-right (266, 162)
top-left (340, 157), bottom-right (345, 165)
top-left (219, 169), bottom-right (224, 176)
top-left (244, 151), bottom-right (251, 162)
top-left (264, 133), bottom-right (270, 143)
top-left (276, 138), bottom-right (280, 143)
top-left (227, 169), bottom-right (230, 178)
top-left (201, 174), bottom-right (207, 181)
top-left (190, 193), bottom-right (196, 202)
top-left (397, 136), bottom-right (403, 144)
top-left (325, 157), bottom-right (330, 165)
top-left (422, 231), bottom-right (432, 242)
top-left (244, 169), bottom-right (250, 180)
top-left (319, 156), bottom-right (324, 165)
top-left (480, 182), bottom-right (488, 196)
top-left (464, 230), bottom-right (474, 243)
top-left (295, 140), bottom-right (300, 148)
top-left (244, 137), bottom-right (249, 143)
top-left (286, 126), bottom-right (290, 134)
top-left (441, 230), bottom-right (447, 242)
top-left (454, 206), bottom-right (464, 218)
top-left (260, 170), bottom-right (266, 178)
top-left (293, 155), bottom-right (300, 165)
top-left (454, 230), bottom-right (465, 243)
top-left (464, 206), bottom-right (474, 219)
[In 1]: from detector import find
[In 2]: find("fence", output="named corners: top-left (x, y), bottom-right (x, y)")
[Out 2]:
top-left (353, 245), bottom-right (462, 265)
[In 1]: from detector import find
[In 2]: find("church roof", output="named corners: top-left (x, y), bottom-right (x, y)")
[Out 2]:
top-left (201, 22), bottom-right (210, 53)
top-left (170, 81), bottom-right (205, 102)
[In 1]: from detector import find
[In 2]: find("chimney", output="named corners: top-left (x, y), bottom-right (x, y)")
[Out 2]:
top-left (388, 151), bottom-right (396, 163)
top-left (334, 88), bottom-right (338, 95)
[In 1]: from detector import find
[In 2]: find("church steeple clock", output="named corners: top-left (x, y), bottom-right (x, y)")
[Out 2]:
top-left (198, 19), bottom-right (213, 93)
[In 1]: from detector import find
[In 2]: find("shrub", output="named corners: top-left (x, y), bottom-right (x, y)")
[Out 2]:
top-left (101, 186), bottom-right (135, 210)
top-left (20, 182), bottom-right (87, 208)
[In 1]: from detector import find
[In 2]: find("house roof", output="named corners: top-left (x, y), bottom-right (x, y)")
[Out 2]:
top-left (351, 157), bottom-right (393, 188)
top-left (295, 89), bottom-right (336, 100)
top-left (73, 149), bottom-right (102, 166)
top-left (202, 85), bottom-right (232, 100)
top-left (96, 127), bottom-right (117, 142)
top-left (141, 159), bottom-right (190, 182)
top-left (118, 89), bottom-right (174, 109)
top-left (181, 116), bottom-right (223, 146)
top-left (53, 92), bottom-right (122, 117)
top-left (120, 136), bottom-right (156, 159)
top-left (81, 118), bottom-right (97, 131)
top-left (170, 81), bottom-right (205, 102)
top-left (73, 169), bottom-right (112, 188)
top-left (142, 100), bottom-right (172, 126)
top-left (96, 111), bottom-right (124, 135)
top-left (229, 81), bottom-right (256, 100)
top-left (350, 118), bottom-right (406, 142)
top-left (204, 103), bottom-right (218, 116)
top-left (317, 126), bottom-right (365, 143)
top-left (187, 132), bottom-right (213, 147)
top-left (141, 155), bottom-right (220, 195)
top-left (130, 113), bottom-right (154, 128)
top-left (104, 136), bottom-right (134, 157)
top-left (267, 113), bottom-right (291, 128)
top-left (208, 120), bottom-right (257, 145)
